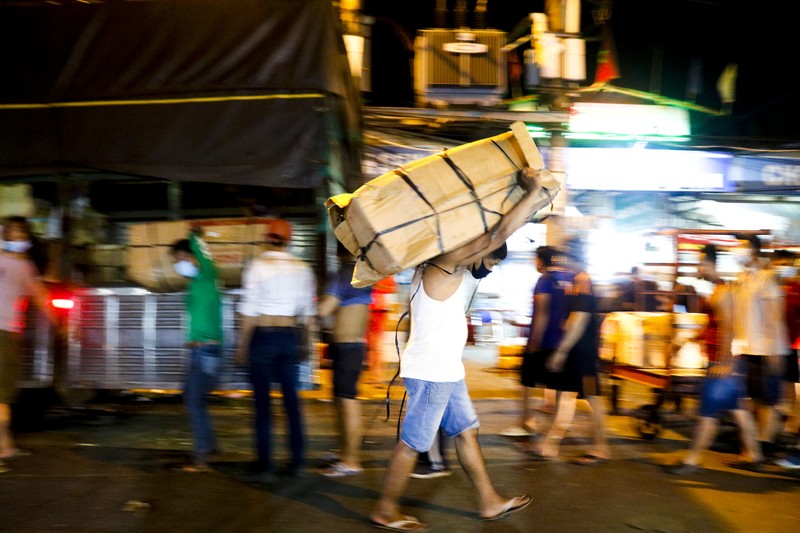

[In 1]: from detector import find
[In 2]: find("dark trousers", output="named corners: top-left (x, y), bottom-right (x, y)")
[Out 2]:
top-left (248, 327), bottom-right (305, 472)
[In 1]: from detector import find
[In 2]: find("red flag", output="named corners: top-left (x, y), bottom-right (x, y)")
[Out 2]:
top-left (594, 24), bottom-right (620, 85)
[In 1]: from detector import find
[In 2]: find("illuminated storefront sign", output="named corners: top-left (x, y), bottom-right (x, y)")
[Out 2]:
top-left (728, 156), bottom-right (800, 194)
top-left (563, 147), bottom-right (732, 191)
top-left (568, 103), bottom-right (691, 142)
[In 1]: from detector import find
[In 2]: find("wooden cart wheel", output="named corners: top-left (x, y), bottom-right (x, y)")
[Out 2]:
top-left (634, 404), bottom-right (663, 440)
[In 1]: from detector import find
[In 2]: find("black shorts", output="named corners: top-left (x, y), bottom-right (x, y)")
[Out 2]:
top-left (560, 350), bottom-right (601, 398)
top-left (521, 348), bottom-right (601, 397)
top-left (784, 351), bottom-right (799, 383)
top-left (330, 342), bottom-right (365, 399)
top-left (742, 354), bottom-right (782, 406)
top-left (520, 349), bottom-right (554, 389)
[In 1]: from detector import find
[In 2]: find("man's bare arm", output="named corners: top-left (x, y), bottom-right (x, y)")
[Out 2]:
top-left (527, 294), bottom-right (550, 352)
top-left (318, 294), bottom-right (341, 319)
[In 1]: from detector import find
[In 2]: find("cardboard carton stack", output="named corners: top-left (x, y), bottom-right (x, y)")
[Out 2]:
top-left (327, 122), bottom-right (559, 287)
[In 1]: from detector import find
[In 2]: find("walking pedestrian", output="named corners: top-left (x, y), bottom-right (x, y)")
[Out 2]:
top-left (236, 219), bottom-right (316, 482)
top-left (369, 167), bottom-right (548, 532)
top-left (170, 227), bottom-right (223, 473)
top-left (317, 244), bottom-right (372, 477)
top-left (0, 217), bottom-right (60, 471)
top-left (666, 244), bottom-right (762, 474)
top-left (502, 245), bottom-right (571, 440)
top-left (411, 244), bottom-right (508, 480)
top-left (731, 234), bottom-right (790, 462)
top-left (524, 239), bottom-right (611, 462)
top-left (770, 250), bottom-right (800, 438)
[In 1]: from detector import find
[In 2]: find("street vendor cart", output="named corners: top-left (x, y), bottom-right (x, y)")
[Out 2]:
top-left (600, 311), bottom-right (708, 438)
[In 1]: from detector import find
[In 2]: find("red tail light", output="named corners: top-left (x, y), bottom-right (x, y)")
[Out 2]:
top-left (52, 298), bottom-right (74, 310)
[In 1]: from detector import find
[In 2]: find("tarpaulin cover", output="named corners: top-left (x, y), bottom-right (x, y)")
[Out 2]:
top-left (0, 0), bottom-right (362, 189)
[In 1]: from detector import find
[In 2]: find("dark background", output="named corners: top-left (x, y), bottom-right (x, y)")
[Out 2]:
top-left (363, 0), bottom-right (798, 145)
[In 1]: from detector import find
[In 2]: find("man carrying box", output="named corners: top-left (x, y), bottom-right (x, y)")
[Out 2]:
top-left (369, 167), bottom-right (548, 532)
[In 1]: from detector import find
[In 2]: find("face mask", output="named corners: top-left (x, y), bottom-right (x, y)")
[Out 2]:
top-left (3, 240), bottom-right (31, 253)
top-left (174, 260), bottom-right (199, 278)
top-left (732, 248), bottom-right (752, 267)
top-left (470, 260), bottom-right (493, 279)
top-left (775, 265), bottom-right (798, 279)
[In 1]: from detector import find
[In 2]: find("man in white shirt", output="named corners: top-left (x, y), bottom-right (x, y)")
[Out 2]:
top-left (732, 234), bottom-right (790, 461)
top-left (370, 168), bottom-right (549, 532)
top-left (236, 219), bottom-right (316, 481)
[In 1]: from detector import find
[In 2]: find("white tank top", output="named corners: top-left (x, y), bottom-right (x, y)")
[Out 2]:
top-left (400, 267), bottom-right (468, 382)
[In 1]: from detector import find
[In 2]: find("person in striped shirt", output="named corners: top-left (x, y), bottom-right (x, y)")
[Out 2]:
top-left (731, 234), bottom-right (790, 463)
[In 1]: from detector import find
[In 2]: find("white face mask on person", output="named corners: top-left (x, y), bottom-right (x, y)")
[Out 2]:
top-left (2, 240), bottom-right (31, 253)
top-left (732, 248), bottom-right (753, 267)
top-left (174, 260), bottom-right (199, 278)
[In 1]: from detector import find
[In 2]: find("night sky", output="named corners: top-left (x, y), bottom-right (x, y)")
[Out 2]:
top-left (362, 0), bottom-right (798, 144)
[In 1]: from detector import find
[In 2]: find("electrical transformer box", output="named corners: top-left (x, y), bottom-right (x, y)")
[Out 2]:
top-left (414, 29), bottom-right (507, 107)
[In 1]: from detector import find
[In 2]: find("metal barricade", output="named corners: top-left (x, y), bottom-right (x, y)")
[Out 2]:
top-left (66, 287), bottom-right (253, 391)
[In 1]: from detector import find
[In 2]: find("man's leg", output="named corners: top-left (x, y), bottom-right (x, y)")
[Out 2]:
top-left (784, 381), bottom-right (800, 434)
top-left (249, 356), bottom-right (273, 473)
top-left (542, 387), bottom-right (556, 413)
top-left (330, 343), bottom-right (363, 470)
top-left (183, 349), bottom-right (206, 463)
top-left (0, 403), bottom-right (13, 458)
top-left (371, 440), bottom-right (425, 529)
top-left (503, 352), bottom-right (538, 436)
top-left (453, 428), bottom-right (502, 511)
top-left (0, 332), bottom-right (21, 458)
top-left (453, 428), bottom-right (529, 519)
top-left (540, 391), bottom-right (578, 458)
top-left (731, 408), bottom-right (763, 463)
top-left (336, 397), bottom-right (362, 468)
top-left (248, 329), bottom-right (276, 474)
top-left (426, 429), bottom-right (447, 468)
top-left (585, 394), bottom-right (611, 459)
top-left (683, 416), bottom-right (718, 466)
top-left (520, 386), bottom-right (538, 431)
top-left (756, 403), bottom-right (781, 454)
top-left (277, 334), bottom-right (305, 473)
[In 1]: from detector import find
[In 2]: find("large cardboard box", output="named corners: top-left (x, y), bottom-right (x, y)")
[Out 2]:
top-left (327, 122), bottom-right (559, 287)
top-left (127, 218), bottom-right (285, 292)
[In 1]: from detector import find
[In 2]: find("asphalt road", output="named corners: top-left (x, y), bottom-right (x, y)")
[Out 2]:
top-left (2, 348), bottom-right (799, 533)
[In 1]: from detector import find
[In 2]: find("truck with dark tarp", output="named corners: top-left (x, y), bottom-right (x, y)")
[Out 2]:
top-left (0, 0), bottom-right (363, 393)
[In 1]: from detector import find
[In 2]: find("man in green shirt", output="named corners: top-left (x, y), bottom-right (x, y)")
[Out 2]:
top-left (171, 228), bottom-right (223, 472)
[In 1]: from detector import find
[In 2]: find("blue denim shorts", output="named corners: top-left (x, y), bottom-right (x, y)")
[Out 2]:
top-left (399, 378), bottom-right (480, 453)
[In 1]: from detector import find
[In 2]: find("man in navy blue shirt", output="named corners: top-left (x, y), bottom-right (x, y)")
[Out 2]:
top-left (504, 246), bottom-right (573, 442)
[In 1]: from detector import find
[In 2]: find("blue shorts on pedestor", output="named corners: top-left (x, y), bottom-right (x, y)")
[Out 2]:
top-left (400, 378), bottom-right (480, 453)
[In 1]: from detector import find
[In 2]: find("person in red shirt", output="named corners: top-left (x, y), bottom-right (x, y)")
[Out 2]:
top-left (771, 250), bottom-right (800, 437)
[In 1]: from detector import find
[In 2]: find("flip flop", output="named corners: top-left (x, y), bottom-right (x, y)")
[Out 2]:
top-left (175, 462), bottom-right (212, 473)
top-left (500, 426), bottom-right (533, 437)
top-left (514, 442), bottom-right (554, 461)
top-left (319, 461), bottom-right (363, 478)
top-left (574, 454), bottom-right (609, 466)
top-left (370, 515), bottom-right (428, 532)
top-left (482, 495), bottom-right (532, 521)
